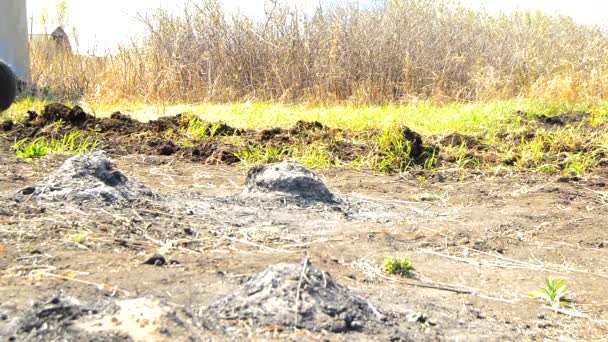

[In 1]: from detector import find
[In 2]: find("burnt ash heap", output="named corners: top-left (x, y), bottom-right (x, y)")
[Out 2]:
top-left (2, 296), bottom-right (123, 342)
top-left (240, 161), bottom-right (343, 207)
top-left (16, 152), bottom-right (154, 206)
top-left (202, 261), bottom-right (388, 335)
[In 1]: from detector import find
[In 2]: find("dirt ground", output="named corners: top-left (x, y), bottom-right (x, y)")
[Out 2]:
top-left (1, 111), bottom-right (608, 341)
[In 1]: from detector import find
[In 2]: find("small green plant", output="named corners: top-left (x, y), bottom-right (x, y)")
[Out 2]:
top-left (455, 144), bottom-right (480, 169)
top-left (52, 119), bottom-right (64, 130)
top-left (562, 152), bottom-right (587, 176)
top-left (14, 138), bottom-right (50, 158)
top-left (374, 127), bottom-right (413, 173)
top-left (68, 232), bottom-right (88, 245)
top-left (528, 277), bottom-right (571, 308)
top-left (383, 256), bottom-right (415, 277)
top-left (423, 149), bottom-right (437, 170)
top-left (298, 144), bottom-right (333, 168)
top-left (14, 132), bottom-right (99, 159)
top-left (234, 144), bottom-right (290, 166)
top-left (50, 131), bottom-right (99, 154)
top-left (185, 117), bottom-right (233, 140)
top-left (537, 163), bottom-right (557, 174)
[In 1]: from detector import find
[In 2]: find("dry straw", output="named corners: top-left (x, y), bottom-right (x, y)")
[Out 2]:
top-left (29, 0), bottom-right (608, 104)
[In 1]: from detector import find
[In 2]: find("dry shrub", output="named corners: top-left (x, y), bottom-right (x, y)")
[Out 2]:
top-left (30, 0), bottom-right (608, 104)
top-left (30, 39), bottom-right (105, 100)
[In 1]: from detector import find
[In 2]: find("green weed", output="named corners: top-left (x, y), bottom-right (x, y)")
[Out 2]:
top-left (14, 138), bottom-right (50, 158)
top-left (235, 144), bottom-right (291, 166)
top-left (383, 256), bottom-right (415, 277)
top-left (298, 144), bottom-right (333, 168)
top-left (68, 232), bottom-right (88, 245)
top-left (423, 149), bottom-right (437, 170)
top-left (13, 132), bottom-right (99, 159)
top-left (562, 152), bottom-right (589, 176)
top-left (374, 127), bottom-right (413, 173)
top-left (184, 116), bottom-right (234, 140)
top-left (50, 131), bottom-right (100, 154)
top-left (529, 277), bottom-right (571, 308)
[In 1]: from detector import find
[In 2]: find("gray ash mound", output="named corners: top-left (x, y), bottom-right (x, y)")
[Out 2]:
top-left (1, 296), bottom-right (123, 341)
top-left (174, 161), bottom-right (400, 226)
top-left (16, 152), bottom-right (154, 206)
top-left (201, 261), bottom-right (389, 335)
top-left (239, 161), bottom-right (343, 207)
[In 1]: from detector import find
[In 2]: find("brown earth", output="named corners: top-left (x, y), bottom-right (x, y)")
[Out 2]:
top-left (1, 104), bottom-right (440, 170)
top-left (0, 106), bottom-right (608, 341)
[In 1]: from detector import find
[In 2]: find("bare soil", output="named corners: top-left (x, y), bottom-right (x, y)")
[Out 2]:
top-left (1, 108), bottom-right (608, 341)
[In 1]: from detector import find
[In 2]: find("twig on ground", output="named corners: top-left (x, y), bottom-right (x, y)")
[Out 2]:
top-left (541, 305), bottom-right (587, 318)
top-left (294, 258), bottom-right (309, 328)
top-left (422, 248), bottom-right (608, 279)
top-left (351, 257), bottom-right (516, 304)
top-left (354, 294), bottom-right (384, 319)
top-left (38, 271), bottom-right (131, 296)
top-left (222, 236), bottom-right (295, 254)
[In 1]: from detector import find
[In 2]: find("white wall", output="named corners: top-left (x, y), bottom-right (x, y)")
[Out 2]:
top-left (0, 0), bottom-right (30, 81)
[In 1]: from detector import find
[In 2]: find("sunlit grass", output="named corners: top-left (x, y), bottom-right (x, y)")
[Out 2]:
top-left (5, 98), bottom-right (605, 135)
top-left (13, 131), bottom-right (100, 159)
top-left (4, 97), bottom-right (608, 175)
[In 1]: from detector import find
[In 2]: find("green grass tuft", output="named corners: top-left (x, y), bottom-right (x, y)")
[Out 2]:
top-left (13, 132), bottom-right (99, 159)
top-left (383, 256), bottom-right (415, 277)
top-left (529, 277), bottom-right (571, 308)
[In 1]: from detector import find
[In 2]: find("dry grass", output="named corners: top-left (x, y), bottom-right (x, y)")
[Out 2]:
top-left (27, 0), bottom-right (608, 104)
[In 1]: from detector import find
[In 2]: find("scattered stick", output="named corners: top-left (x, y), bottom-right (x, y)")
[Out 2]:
top-left (222, 236), bottom-right (294, 254)
top-left (418, 249), bottom-right (546, 271)
top-left (422, 248), bottom-right (608, 279)
top-left (355, 294), bottom-right (384, 319)
top-left (541, 306), bottom-right (587, 318)
top-left (294, 258), bottom-right (309, 328)
top-left (38, 271), bottom-right (131, 296)
top-left (351, 258), bottom-right (516, 304)
top-left (284, 238), bottom-right (343, 248)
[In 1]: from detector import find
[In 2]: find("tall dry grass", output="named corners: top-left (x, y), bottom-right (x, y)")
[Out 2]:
top-left (30, 0), bottom-right (608, 104)
top-left (29, 37), bottom-right (105, 100)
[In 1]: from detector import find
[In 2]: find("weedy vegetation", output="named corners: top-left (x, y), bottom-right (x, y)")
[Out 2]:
top-left (529, 277), bottom-right (571, 308)
top-left (2, 0), bottom-right (606, 176)
top-left (383, 256), bottom-right (415, 277)
top-left (13, 132), bottom-right (99, 159)
top-left (67, 232), bottom-right (89, 246)
top-left (13, 137), bottom-right (50, 159)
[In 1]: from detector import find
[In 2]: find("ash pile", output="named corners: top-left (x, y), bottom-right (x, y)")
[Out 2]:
top-left (14, 152), bottom-right (154, 207)
top-left (201, 260), bottom-right (389, 335)
top-left (177, 161), bottom-right (399, 229)
top-left (237, 161), bottom-right (345, 209)
top-left (0, 296), bottom-right (122, 341)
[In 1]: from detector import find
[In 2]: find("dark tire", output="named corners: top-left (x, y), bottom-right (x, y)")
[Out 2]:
top-left (0, 60), bottom-right (17, 112)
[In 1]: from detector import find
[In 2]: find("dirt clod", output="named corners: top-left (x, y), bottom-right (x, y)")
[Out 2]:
top-left (538, 112), bottom-right (590, 126)
top-left (158, 141), bottom-right (177, 156)
top-left (42, 103), bottom-right (93, 125)
top-left (401, 126), bottom-right (424, 158)
top-left (143, 255), bottom-right (167, 266)
top-left (440, 133), bottom-right (480, 149)
top-left (202, 261), bottom-right (387, 334)
top-left (1, 120), bottom-right (13, 131)
top-left (17, 297), bottom-right (97, 334)
top-left (109, 111), bottom-right (132, 121)
top-left (291, 120), bottom-right (324, 134)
